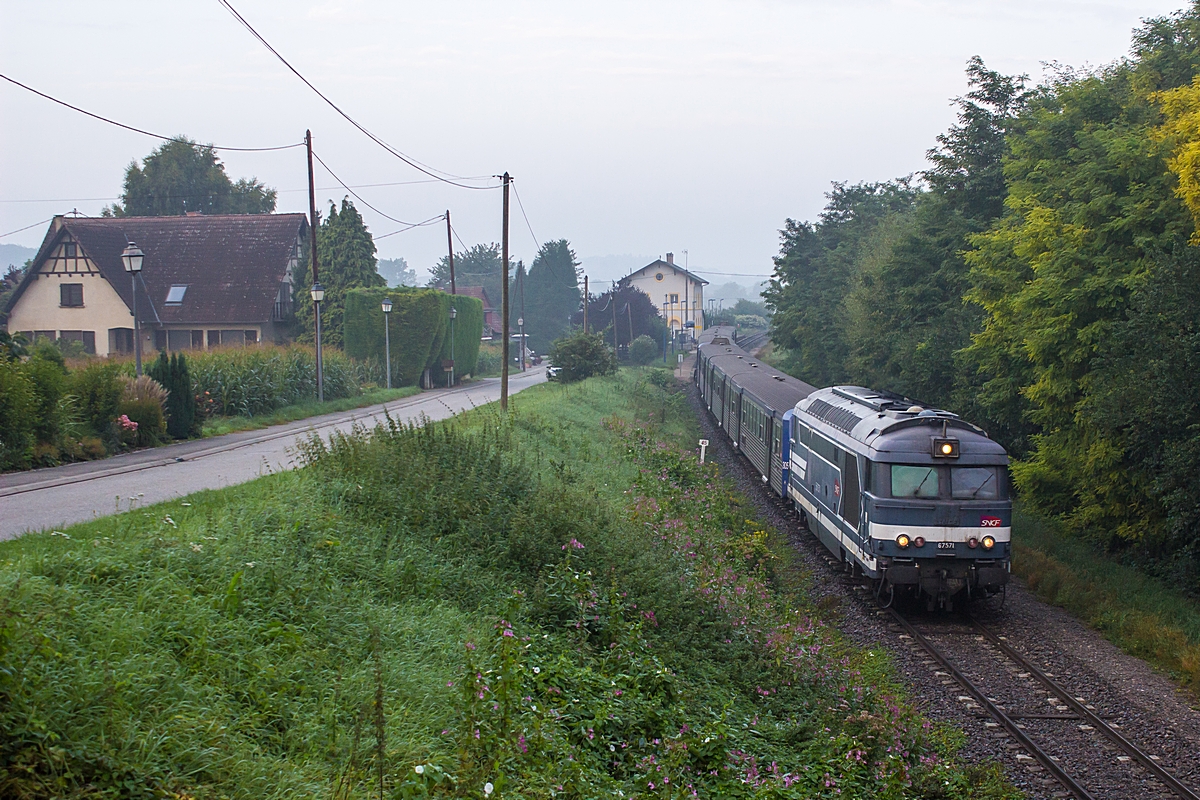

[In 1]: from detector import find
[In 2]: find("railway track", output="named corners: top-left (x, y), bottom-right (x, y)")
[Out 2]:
top-left (887, 608), bottom-right (1199, 800)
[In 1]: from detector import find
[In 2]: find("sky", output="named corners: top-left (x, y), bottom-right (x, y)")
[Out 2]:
top-left (0, 0), bottom-right (1188, 290)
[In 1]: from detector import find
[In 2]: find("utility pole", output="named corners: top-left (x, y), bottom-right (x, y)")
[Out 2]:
top-left (445, 209), bottom-right (456, 295)
top-left (306, 130), bottom-right (323, 402)
top-left (583, 275), bottom-right (589, 334)
top-left (501, 172), bottom-right (511, 412)
top-left (519, 262), bottom-right (526, 372)
top-left (611, 281), bottom-right (618, 354)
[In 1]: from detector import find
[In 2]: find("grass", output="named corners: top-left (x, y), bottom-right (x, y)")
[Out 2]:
top-left (1012, 504), bottom-right (1200, 700)
top-left (0, 369), bottom-right (1014, 799)
top-left (200, 386), bottom-right (421, 437)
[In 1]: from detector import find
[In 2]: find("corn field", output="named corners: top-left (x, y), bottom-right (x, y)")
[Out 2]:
top-left (188, 344), bottom-right (367, 417)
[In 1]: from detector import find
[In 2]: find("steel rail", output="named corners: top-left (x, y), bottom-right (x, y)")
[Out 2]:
top-left (969, 616), bottom-right (1200, 800)
top-left (885, 607), bottom-right (1097, 800)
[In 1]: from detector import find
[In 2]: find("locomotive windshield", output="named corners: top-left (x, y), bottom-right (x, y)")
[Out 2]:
top-left (891, 465), bottom-right (938, 498)
top-left (951, 467), bottom-right (1001, 500)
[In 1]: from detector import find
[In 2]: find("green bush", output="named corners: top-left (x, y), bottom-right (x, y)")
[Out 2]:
top-left (628, 334), bottom-right (658, 365)
top-left (68, 361), bottom-right (122, 440)
top-left (344, 287), bottom-right (483, 386)
top-left (0, 358), bottom-right (36, 469)
top-left (149, 351), bottom-right (197, 438)
top-left (548, 330), bottom-right (618, 383)
top-left (24, 343), bottom-right (69, 448)
top-left (474, 342), bottom-right (503, 377)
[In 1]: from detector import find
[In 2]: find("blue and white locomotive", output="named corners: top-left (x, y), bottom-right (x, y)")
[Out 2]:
top-left (695, 326), bottom-right (1011, 609)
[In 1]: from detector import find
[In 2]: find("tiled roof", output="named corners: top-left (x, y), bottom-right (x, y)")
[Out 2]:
top-left (9, 214), bottom-right (307, 324)
top-left (624, 259), bottom-right (709, 286)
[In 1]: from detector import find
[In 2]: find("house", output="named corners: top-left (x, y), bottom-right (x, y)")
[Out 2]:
top-left (457, 285), bottom-right (500, 337)
top-left (4, 213), bottom-right (307, 356)
top-left (622, 253), bottom-right (707, 337)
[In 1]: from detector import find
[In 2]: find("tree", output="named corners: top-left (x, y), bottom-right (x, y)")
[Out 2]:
top-left (629, 335), bottom-right (658, 365)
top-left (378, 257), bottom-right (418, 287)
top-left (428, 243), bottom-right (510, 308)
top-left (103, 138), bottom-right (276, 217)
top-left (295, 199), bottom-right (385, 347)
top-left (548, 330), bottom-right (618, 382)
top-left (524, 240), bottom-right (582, 353)
top-left (576, 284), bottom-right (665, 353)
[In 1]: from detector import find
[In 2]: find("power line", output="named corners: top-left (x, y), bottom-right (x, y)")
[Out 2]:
top-left (311, 149), bottom-right (443, 228)
top-left (511, 181), bottom-right (540, 251)
top-left (691, 269), bottom-right (773, 278)
top-left (0, 72), bottom-right (304, 153)
top-left (376, 215), bottom-right (445, 241)
top-left (0, 177), bottom-right (470, 205)
top-left (0, 218), bottom-right (53, 239)
top-left (215, 0), bottom-right (496, 191)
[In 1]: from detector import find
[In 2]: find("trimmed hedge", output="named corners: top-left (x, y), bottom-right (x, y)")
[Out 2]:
top-left (344, 287), bottom-right (482, 386)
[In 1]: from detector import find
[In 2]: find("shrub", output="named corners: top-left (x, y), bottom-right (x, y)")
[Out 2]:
top-left (475, 342), bottom-right (503, 377)
top-left (118, 375), bottom-right (168, 447)
top-left (149, 351), bottom-right (197, 438)
top-left (548, 330), bottom-right (619, 383)
top-left (24, 342), bottom-right (69, 448)
top-left (0, 358), bottom-right (36, 469)
top-left (68, 361), bottom-right (121, 439)
top-left (628, 334), bottom-right (658, 365)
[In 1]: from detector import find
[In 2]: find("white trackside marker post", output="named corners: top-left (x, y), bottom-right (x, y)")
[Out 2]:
top-left (699, 439), bottom-right (709, 464)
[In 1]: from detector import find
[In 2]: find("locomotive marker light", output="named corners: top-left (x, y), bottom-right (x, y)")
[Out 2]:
top-left (933, 437), bottom-right (960, 458)
top-left (896, 534), bottom-right (911, 548)
top-left (968, 537), bottom-right (979, 549)
top-left (913, 536), bottom-right (926, 548)
top-left (982, 535), bottom-right (996, 550)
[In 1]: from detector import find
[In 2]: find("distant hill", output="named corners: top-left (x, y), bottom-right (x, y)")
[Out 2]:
top-left (1, 244), bottom-right (36, 271)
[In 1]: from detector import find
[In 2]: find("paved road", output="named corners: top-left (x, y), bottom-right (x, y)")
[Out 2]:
top-left (0, 370), bottom-right (547, 540)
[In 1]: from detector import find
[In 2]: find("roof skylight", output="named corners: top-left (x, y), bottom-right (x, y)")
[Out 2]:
top-left (165, 285), bottom-right (188, 305)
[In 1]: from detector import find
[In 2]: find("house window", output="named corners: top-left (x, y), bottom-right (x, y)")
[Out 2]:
top-left (207, 330), bottom-right (220, 348)
top-left (108, 328), bottom-right (134, 354)
top-left (60, 283), bottom-right (83, 307)
top-left (165, 285), bottom-right (188, 305)
top-left (670, 294), bottom-right (679, 304)
top-left (58, 330), bottom-right (96, 354)
top-left (244, 330), bottom-right (258, 344)
top-left (191, 330), bottom-right (204, 348)
top-left (220, 330), bottom-right (246, 346)
top-left (655, 273), bottom-right (664, 281)
top-left (167, 330), bottom-right (194, 351)
top-left (63, 242), bottom-right (77, 258)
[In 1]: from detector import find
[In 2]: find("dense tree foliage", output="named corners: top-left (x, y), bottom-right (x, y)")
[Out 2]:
top-left (103, 138), bottom-right (276, 217)
top-left (378, 256), bottom-right (417, 287)
top-left (428, 243), bottom-right (510, 311)
top-left (576, 284), bottom-right (665, 355)
top-left (766, 5), bottom-right (1200, 595)
top-left (524, 240), bottom-right (582, 353)
top-left (294, 199), bottom-right (385, 347)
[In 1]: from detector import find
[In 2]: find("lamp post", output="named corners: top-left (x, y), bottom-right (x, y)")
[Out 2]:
top-left (311, 282), bottom-right (325, 402)
top-left (121, 242), bottom-right (144, 376)
top-left (448, 305), bottom-right (457, 388)
top-left (382, 297), bottom-right (392, 390)
top-left (517, 317), bottom-right (525, 372)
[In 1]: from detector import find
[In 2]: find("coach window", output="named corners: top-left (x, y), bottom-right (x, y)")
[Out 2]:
top-left (952, 467), bottom-right (1001, 500)
top-left (891, 465), bottom-right (939, 498)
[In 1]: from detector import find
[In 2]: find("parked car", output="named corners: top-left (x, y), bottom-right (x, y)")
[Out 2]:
top-left (546, 365), bottom-right (561, 381)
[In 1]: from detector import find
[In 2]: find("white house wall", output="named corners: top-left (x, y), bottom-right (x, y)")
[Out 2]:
top-left (627, 267), bottom-right (705, 333)
top-left (7, 241), bottom-right (133, 357)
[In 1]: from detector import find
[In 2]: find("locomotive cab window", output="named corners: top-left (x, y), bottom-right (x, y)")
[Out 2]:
top-left (952, 467), bottom-right (1004, 500)
top-left (891, 465), bottom-right (939, 498)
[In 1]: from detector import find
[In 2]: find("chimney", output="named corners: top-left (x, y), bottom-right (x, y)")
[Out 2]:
top-left (666, 252), bottom-right (674, 265)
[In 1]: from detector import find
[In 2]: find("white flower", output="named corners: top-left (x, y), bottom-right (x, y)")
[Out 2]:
top-left (532, 666), bottom-right (540, 674)
top-left (245, 562), bottom-right (256, 568)
top-left (162, 515), bottom-right (177, 528)
top-left (181, 502), bottom-right (192, 507)
top-left (191, 543), bottom-right (203, 552)
top-left (414, 765), bottom-right (425, 775)
top-left (484, 782), bottom-right (494, 796)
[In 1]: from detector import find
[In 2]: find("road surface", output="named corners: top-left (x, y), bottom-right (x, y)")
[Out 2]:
top-left (0, 370), bottom-right (547, 540)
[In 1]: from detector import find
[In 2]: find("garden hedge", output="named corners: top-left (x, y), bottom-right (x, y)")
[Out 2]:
top-left (344, 287), bottom-right (482, 386)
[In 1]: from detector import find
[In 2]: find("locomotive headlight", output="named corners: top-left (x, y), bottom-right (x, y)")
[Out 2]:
top-left (913, 536), bottom-right (926, 548)
top-left (968, 537), bottom-right (979, 549)
top-left (940, 442), bottom-right (954, 455)
top-left (896, 534), bottom-right (911, 549)
top-left (982, 535), bottom-right (996, 550)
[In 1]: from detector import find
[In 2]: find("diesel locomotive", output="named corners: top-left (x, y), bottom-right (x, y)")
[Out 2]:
top-left (695, 326), bottom-right (1011, 610)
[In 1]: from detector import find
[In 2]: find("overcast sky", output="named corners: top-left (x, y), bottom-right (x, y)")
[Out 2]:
top-left (0, 0), bottom-right (1187, 287)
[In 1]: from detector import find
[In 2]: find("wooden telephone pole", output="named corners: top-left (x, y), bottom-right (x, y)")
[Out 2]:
top-left (583, 275), bottom-right (589, 333)
top-left (501, 173), bottom-right (511, 412)
top-left (445, 210), bottom-right (456, 295)
top-left (305, 130), bottom-right (323, 402)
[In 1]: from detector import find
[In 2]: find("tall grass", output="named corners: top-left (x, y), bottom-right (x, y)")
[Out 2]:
top-left (188, 344), bottom-right (363, 417)
top-left (1013, 505), bottom-right (1200, 696)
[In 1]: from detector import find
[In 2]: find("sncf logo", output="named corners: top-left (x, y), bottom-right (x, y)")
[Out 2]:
top-left (981, 516), bottom-right (1003, 527)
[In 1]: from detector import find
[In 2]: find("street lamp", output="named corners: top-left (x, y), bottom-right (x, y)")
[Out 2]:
top-left (311, 282), bottom-right (325, 402)
top-left (517, 317), bottom-right (525, 372)
top-left (448, 305), bottom-right (457, 388)
top-left (121, 242), bottom-right (144, 376)
top-left (381, 297), bottom-right (392, 390)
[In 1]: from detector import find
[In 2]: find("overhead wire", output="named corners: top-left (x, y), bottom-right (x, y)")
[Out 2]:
top-left (215, 0), bottom-right (496, 190)
top-left (376, 215), bottom-right (445, 241)
top-left (0, 72), bottom-right (304, 152)
top-left (511, 181), bottom-right (540, 251)
top-left (0, 218), bottom-right (54, 239)
top-left (311, 149), bottom-right (442, 228)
